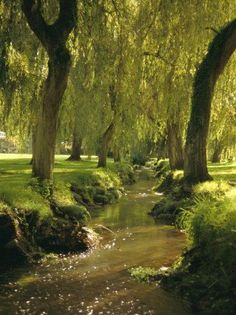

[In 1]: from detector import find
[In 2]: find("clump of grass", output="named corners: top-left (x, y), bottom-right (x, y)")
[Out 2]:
top-left (193, 180), bottom-right (230, 198)
top-left (180, 195), bottom-right (236, 247)
top-left (129, 266), bottom-right (158, 282)
top-left (108, 162), bottom-right (135, 184)
top-left (170, 195), bottom-right (236, 314)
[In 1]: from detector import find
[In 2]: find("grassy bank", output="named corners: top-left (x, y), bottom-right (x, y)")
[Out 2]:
top-left (0, 154), bottom-right (134, 218)
top-left (150, 160), bottom-right (236, 222)
top-left (0, 154), bottom-right (134, 266)
top-left (151, 161), bottom-right (236, 315)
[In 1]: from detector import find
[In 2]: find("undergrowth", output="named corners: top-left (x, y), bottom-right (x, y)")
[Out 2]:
top-left (164, 186), bottom-right (236, 314)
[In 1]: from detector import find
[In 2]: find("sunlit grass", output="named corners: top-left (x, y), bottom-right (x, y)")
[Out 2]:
top-left (0, 154), bottom-right (121, 218)
top-left (208, 161), bottom-right (236, 181)
top-left (0, 155), bottom-right (235, 219)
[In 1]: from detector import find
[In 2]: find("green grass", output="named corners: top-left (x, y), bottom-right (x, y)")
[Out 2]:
top-left (208, 161), bottom-right (236, 182)
top-left (174, 194), bottom-right (236, 314)
top-left (129, 266), bottom-right (158, 282)
top-left (0, 154), bottom-right (123, 219)
top-left (168, 162), bottom-right (236, 314)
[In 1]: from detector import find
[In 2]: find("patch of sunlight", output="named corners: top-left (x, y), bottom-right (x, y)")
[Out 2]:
top-left (0, 169), bottom-right (32, 175)
top-left (226, 187), bottom-right (236, 202)
top-left (0, 154), bottom-right (32, 160)
top-left (173, 170), bottom-right (183, 179)
top-left (53, 168), bottom-right (80, 173)
top-left (194, 180), bottom-right (230, 194)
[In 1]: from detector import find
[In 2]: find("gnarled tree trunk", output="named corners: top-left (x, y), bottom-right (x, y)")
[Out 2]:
top-left (184, 19), bottom-right (236, 184)
top-left (22, 0), bottom-right (76, 180)
top-left (167, 120), bottom-right (184, 170)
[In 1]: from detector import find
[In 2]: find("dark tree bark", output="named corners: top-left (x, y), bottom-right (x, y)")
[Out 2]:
top-left (156, 134), bottom-right (168, 160)
top-left (97, 122), bottom-right (115, 168)
top-left (67, 133), bottom-right (82, 161)
top-left (97, 84), bottom-right (117, 168)
top-left (22, 0), bottom-right (77, 180)
top-left (113, 145), bottom-right (121, 163)
top-left (167, 120), bottom-right (184, 170)
top-left (211, 139), bottom-right (224, 163)
top-left (184, 19), bottom-right (236, 184)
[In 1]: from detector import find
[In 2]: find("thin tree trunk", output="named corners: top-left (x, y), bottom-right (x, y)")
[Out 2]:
top-left (167, 120), bottom-right (184, 170)
top-left (184, 19), bottom-right (236, 184)
top-left (156, 135), bottom-right (168, 160)
top-left (97, 122), bottom-right (115, 168)
top-left (22, 0), bottom-right (76, 180)
top-left (211, 139), bottom-right (224, 163)
top-left (113, 144), bottom-right (121, 162)
top-left (97, 84), bottom-right (117, 168)
top-left (67, 133), bottom-right (82, 161)
top-left (30, 128), bottom-right (36, 165)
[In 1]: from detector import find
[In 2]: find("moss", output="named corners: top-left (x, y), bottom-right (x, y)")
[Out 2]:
top-left (17, 275), bottom-right (39, 287)
top-left (93, 194), bottom-right (109, 205)
top-left (58, 205), bottom-right (90, 223)
top-left (129, 266), bottom-right (158, 283)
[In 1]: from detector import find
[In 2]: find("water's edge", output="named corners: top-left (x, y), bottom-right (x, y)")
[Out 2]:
top-left (0, 177), bottom-right (191, 315)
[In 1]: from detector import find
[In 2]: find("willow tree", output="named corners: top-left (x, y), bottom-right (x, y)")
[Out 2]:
top-left (22, 0), bottom-right (77, 180)
top-left (184, 19), bottom-right (236, 184)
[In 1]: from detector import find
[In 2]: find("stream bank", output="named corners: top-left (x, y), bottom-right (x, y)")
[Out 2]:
top-left (0, 174), bottom-right (191, 315)
top-left (150, 161), bottom-right (236, 315)
top-left (0, 162), bottom-right (135, 269)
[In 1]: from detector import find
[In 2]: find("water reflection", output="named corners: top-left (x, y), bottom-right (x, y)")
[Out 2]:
top-left (0, 178), bottom-right (191, 315)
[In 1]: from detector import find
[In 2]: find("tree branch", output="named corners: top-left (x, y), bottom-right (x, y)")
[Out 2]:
top-left (22, 0), bottom-right (77, 50)
top-left (21, 0), bottom-right (49, 48)
top-left (206, 27), bottom-right (220, 34)
top-left (52, 0), bottom-right (77, 43)
top-left (143, 50), bottom-right (176, 67)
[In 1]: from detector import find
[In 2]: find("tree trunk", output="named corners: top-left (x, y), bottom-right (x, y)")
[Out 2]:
top-left (113, 144), bottom-right (121, 162)
top-left (97, 122), bottom-right (115, 168)
top-left (156, 135), bottom-right (168, 160)
top-left (211, 139), bottom-right (224, 163)
top-left (97, 84), bottom-right (117, 168)
top-left (67, 133), bottom-right (82, 161)
top-left (184, 19), bottom-right (236, 184)
top-left (22, 0), bottom-right (76, 180)
top-left (167, 120), bottom-right (184, 170)
top-left (32, 53), bottom-right (71, 179)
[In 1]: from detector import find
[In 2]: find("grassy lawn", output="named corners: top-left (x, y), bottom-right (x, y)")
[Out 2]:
top-left (208, 162), bottom-right (236, 182)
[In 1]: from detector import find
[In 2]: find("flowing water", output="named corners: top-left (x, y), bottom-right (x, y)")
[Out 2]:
top-left (0, 173), bottom-right (191, 315)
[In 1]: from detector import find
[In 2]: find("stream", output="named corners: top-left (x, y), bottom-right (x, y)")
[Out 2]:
top-left (0, 173), bottom-right (191, 315)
